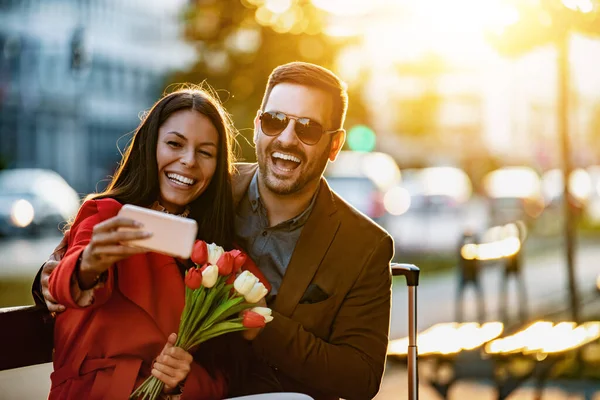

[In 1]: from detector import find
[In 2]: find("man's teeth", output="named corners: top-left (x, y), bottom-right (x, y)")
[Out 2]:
top-left (167, 173), bottom-right (196, 186)
top-left (272, 152), bottom-right (301, 163)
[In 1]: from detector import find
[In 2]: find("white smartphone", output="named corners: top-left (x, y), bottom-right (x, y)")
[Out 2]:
top-left (117, 204), bottom-right (198, 259)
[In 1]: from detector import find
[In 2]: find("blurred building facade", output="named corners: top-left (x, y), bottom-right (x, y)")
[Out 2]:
top-left (0, 0), bottom-right (195, 194)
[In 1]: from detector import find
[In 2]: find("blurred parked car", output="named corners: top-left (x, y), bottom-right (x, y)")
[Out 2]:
top-left (400, 167), bottom-right (472, 214)
top-left (542, 166), bottom-right (600, 225)
top-left (325, 151), bottom-right (401, 229)
top-left (388, 166), bottom-right (485, 254)
top-left (585, 165), bottom-right (600, 224)
top-left (0, 169), bottom-right (81, 236)
top-left (483, 167), bottom-right (545, 226)
top-left (327, 175), bottom-right (387, 220)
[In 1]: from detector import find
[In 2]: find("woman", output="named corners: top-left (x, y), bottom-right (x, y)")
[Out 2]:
top-left (48, 87), bottom-right (266, 400)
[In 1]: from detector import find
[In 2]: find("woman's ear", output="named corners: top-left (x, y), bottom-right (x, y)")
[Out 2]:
top-left (328, 130), bottom-right (346, 162)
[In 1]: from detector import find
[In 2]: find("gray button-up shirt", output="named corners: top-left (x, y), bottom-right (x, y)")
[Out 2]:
top-left (235, 171), bottom-right (318, 297)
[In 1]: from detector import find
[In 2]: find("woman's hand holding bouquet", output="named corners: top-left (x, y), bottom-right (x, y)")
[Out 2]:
top-left (131, 241), bottom-right (272, 400)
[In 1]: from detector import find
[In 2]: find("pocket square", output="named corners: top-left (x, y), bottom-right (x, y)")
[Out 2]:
top-left (299, 284), bottom-right (330, 304)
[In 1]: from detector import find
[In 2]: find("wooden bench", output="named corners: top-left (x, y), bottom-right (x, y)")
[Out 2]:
top-left (0, 263), bottom-right (419, 372)
top-left (0, 305), bottom-right (54, 371)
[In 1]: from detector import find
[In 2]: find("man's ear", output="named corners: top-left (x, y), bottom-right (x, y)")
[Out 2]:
top-left (253, 111), bottom-right (261, 144)
top-left (328, 129), bottom-right (346, 162)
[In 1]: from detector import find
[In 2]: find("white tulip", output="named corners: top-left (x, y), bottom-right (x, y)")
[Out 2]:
top-left (201, 264), bottom-right (219, 288)
top-left (234, 270), bottom-right (258, 296)
top-left (207, 243), bottom-right (225, 265)
top-left (245, 281), bottom-right (268, 304)
top-left (251, 306), bottom-right (273, 323)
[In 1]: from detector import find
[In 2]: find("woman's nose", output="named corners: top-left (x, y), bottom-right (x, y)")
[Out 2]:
top-left (179, 150), bottom-right (197, 167)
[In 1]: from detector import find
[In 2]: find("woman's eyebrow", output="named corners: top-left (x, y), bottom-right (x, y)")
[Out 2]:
top-left (166, 131), bottom-right (186, 140)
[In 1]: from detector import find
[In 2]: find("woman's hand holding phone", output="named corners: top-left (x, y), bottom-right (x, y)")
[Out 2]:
top-left (78, 216), bottom-right (152, 289)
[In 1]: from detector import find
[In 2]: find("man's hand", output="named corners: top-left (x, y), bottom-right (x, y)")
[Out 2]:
top-left (41, 234), bottom-right (68, 313)
top-left (241, 297), bottom-right (267, 341)
top-left (153, 333), bottom-right (193, 393)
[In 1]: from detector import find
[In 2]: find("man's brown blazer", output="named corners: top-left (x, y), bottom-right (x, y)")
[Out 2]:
top-left (231, 163), bottom-right (394, 400)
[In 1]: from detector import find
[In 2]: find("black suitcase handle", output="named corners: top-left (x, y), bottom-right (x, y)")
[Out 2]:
top-left (391, 263), bottom-right (420, 400)
top-left (391, 263), bottom-right (420, 286)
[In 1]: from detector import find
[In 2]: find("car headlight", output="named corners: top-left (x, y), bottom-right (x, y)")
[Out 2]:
top-left (10, 199), bottom-right (35, 228)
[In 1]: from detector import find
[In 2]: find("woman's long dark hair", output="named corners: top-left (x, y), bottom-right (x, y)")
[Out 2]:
top-left (89, 87), bottom-right (237, 250)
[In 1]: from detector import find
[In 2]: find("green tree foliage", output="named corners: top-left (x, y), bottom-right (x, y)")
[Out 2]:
top-left (171, 0), bottom-right (367, 161)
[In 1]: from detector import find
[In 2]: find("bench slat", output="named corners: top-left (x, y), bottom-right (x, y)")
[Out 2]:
top-left (0, 305), bottom-right (54, 371)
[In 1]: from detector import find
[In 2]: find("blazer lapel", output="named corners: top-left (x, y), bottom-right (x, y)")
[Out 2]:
top-left (273, 180), bottom-right (340, 317)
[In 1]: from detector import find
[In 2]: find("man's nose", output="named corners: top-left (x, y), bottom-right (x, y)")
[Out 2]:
top-left (277, 119), bottom-right (300, 145)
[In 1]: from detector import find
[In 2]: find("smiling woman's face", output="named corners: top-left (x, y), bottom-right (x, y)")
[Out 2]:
top-left (156, 109), bottom-right (219, 214)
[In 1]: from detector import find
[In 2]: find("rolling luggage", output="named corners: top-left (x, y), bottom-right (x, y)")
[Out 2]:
top-left (391, 263), bottom-right (420, 400)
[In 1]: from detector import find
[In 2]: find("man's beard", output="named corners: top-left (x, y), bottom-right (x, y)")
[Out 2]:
top-left (257, 140), bottom-right (330, 196)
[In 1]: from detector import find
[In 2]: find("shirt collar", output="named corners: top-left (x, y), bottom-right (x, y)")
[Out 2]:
top-left (248, 171), bottom-right (261, 213)
top-left (248, 170), bottom-right (319, 230)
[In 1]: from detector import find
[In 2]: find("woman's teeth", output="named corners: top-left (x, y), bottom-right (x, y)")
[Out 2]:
top-left (167, 173), bottom-right (196, 186)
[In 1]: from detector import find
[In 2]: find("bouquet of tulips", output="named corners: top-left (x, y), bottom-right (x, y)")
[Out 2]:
top-left (130, 241), bottom-right (272, 400)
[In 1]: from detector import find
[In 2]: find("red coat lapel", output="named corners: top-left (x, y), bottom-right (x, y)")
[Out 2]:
top-left (117, 253), bottom-right (185, 338)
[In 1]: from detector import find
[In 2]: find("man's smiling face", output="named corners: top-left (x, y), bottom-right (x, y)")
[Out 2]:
top-left (254, 83), bottom-right (342, 196)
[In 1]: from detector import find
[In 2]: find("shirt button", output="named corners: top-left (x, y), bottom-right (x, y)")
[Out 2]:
top-left (262, 231), bottom-right (267, 237)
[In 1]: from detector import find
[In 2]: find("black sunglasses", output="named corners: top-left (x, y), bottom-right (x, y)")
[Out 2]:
top-left (259, 111), bottom-right (340, 145)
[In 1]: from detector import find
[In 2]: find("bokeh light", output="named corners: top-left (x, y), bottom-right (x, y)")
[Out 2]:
top-left (10, 200), bottom-right (35, 228)
top-left (347, 125), bottom-right (376, 152)
top-left (384, 187), bottom-right (411, 216)
top-left (484, 167), bottom-right (542, 199)
top-left (361, 152), bottom-right (402, 191)
top-left (420, 167), bottom-right (473, 203)
top-left (562, 0), bottom-right (595, 13)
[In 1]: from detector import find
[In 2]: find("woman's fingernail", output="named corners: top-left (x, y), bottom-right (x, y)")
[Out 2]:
top-left (144, 232), bottom-right (153, 237)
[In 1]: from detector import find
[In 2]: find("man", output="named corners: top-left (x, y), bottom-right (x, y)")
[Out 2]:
top-left (35, 62), bottom-right (394, 400)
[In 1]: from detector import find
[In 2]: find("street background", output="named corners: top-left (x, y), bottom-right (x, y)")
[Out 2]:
top-left (1, 232), bottom-right (598, 399)
top-left (2, 0), bottom-right (600, 399)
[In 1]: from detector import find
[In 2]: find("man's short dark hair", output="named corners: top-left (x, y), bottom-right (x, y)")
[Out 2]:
top-left (260, 62), bottom-right (348, 131)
